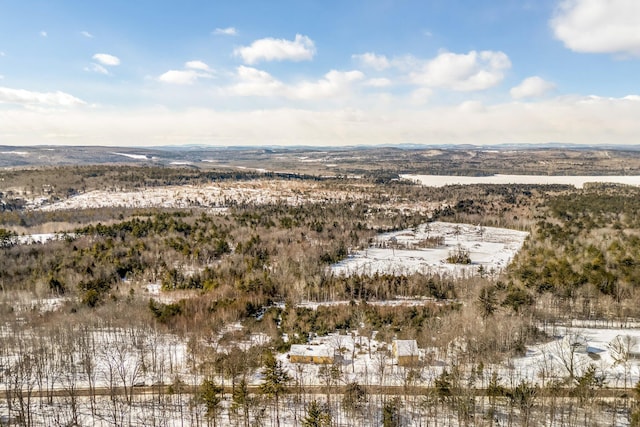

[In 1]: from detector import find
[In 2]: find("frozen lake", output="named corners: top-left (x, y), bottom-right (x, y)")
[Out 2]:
top-left (401, 174), bottom-right (640, 188)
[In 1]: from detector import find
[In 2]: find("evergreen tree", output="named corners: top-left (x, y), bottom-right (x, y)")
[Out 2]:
top-left (302, 400), bottom-right (331, 427)
top-left (199, 379), bottom-right (223, 427)
top-left (232, 378), bottom-right (251, 427)
top-left (260, 351), bottom-right (290, 427)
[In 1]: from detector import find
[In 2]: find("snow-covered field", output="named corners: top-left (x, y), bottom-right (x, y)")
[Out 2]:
top-left (402, 174), bottom-right (640, 188)
top-left (33, 181), bottom-right (366, 211)
top-left (332, 221), bottom-right (528, 278)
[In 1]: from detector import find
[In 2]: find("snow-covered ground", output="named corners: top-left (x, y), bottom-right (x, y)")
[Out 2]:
top-left (0, 232), bottom-right (74, 246)
top-left (510, 325), bottom-right (640, 388)
top-left (402, 174), bottom-right (640, 188)
top-left (276, 325), bottom-right (640, 390)
top-left (332, 221), bottom-right (528, 278)
top-left (15, 233), bottom-right (74, 244)
top-left (34, 182), bottom-right (368, 211)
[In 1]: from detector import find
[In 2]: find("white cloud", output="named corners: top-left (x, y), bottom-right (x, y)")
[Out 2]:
top-left (234, 34), bottom-right (316, 64)
top-left (551, 0), bottom-right (640, 56)
top-left (185, 60), bottom-right (211, 71)
top-left (510, 76), bottom-right (555, 99)
top-left (389, 54), bottom-right (422, 72)
top-left (81, 31), bottom-right (94, 38)
top-left (214, 27), bottom-right (237, 36)
top-left (158, 61), bottom-right (214, 85)
top-left (457, 100), bottom-right (485, 113)
top-left (227, 66), bottom-right (285, 96)
top-left (352, 52), bottom-right (390, 70)
top-left (410, 50), bottom-right (511, 91)
top-left (0, 51), bottom-right (5, 57)
top-left (40, 31), bottom-right (47, 37)
top-left (227, 67), bottom-right (363, 100)
top-left (409, 87), bottom-right (433, 105)
top-left (85, 63), bottom-right (109, 75)
top-left (365, 78), bottom-right (392, 88)
top-left (0, 86), bottom-right (85, 107)
top-left (289, 70), bottom-right (364, 100)
top-left (5, 96), bottom-right (640, 146)
top-left (93, 53), bottom-right (120, 66)
top-left (158, 70), bottom-right (203, 85)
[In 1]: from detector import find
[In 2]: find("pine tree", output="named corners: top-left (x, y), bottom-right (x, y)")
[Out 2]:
top-left (260, 351), bottom-right (290, 427)
top-left (199, 379), bottom-right (223, 427)
top-left (302, 400), bottom-right (331, 427)
top-left (232, 378), bottom-right (251, 427)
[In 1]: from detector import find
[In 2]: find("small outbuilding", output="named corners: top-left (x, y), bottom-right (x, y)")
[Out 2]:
top-left (392, 339), bottom-right (420, 366)
top-left (289, 344), bottom-right (334, 364)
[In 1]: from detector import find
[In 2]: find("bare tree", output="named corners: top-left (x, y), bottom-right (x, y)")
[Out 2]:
top-left (552, 332), bottom-right (589, 383)
top-left (608, 334), bottom-right (638, 389)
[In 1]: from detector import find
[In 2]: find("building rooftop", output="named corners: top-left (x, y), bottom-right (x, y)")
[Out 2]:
top-left (290, 344), bottom-right (333, 358)
top-left (393, 339), bottom-right (419, 356)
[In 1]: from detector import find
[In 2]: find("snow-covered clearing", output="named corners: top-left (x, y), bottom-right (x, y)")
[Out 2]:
top-left (297, 298), bottom-right (453, 310)
top-left (15, 232), bottom-right (74, 245)
top-left (332, 221), bottom-right (528, 278)
top-left (402, 174), bottom-right (640, 188)
top-left (34, 181), bottom-right (368, 211)
top-left (276, 324), bottom-right (640, 391)
top-left (511, 325), bottom-right (640, 388)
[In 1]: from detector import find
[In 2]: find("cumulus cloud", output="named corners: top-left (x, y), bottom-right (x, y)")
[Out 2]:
top-left (551, 0), bottom-right (640, 56)
top-left (213, 27), bottom-right (237, 36)
top-left (234, 34), bottom-right (316, 64)
top-left (185, 60), bottom-right (211, 71)
top-left (410, 50), bottom-right (511, 91)
top-left (158, 70), bottom-right (202, 85)
top-left (510, 76), bottom-right (555, 99)
top-left (352, 52), bottom-right (390, 70)
top-left (0, 86), bottom-right (85, 107)
top-left (227, 66), bottom-right (285, 97)
top-left (158, 61), bottom-right (214, 85)
top-left (93, 53), bottom-right (120, 66)
top-left (227, 67), bottom-right (363, 100)
top-left (81, 31), bottom-right (94, 38)
top-left (290, 70), bottom-right (364, 100)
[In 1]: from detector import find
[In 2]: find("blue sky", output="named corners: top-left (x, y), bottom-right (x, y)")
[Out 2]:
top-left (1, 0), bottom-right (640, 146)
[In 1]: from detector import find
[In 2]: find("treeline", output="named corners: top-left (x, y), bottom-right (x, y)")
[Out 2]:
top-left (0, 200), bottom-right (424, 306)
top-left (0, 165), bottom-right (326, 211)
top-left (509, 184), bottom-right (640, 319)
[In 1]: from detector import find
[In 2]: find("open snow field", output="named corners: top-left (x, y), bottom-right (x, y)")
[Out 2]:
top-left (332, 221), bottom-right (528, 278)
top-left (402, 174), bottom-right (640, 188)
top-left (33, 181), bottom-right (367, 211)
